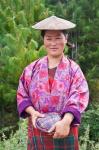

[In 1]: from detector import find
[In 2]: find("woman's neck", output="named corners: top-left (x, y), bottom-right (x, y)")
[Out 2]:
top-left (47, 54), bottom-right (63, 69)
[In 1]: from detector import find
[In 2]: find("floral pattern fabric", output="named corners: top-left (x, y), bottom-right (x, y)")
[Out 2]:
top-left (17, 54), bottom-right (89, 125)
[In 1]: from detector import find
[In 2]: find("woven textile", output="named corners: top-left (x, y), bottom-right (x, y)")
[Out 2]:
top-left (27, 123), bottom-right (79, 150)
top-left (32, 15), bottom-right (76, 30)
top-left (35, 112), bottom-right (61, 132)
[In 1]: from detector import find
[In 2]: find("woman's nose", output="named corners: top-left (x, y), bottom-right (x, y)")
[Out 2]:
top-left (50, 40), bottom-right (57, 46)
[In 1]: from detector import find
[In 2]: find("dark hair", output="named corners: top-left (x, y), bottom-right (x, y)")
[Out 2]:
top-left (41, 30), bottom-right (67, 38)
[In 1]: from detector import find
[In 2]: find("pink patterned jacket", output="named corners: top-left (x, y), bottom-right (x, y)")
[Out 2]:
top-left (17, 55), bottom-right (89, 125)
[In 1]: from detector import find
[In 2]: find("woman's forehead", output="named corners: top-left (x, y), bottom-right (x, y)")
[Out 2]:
top-left (44, 30), bottom-right (64, 37)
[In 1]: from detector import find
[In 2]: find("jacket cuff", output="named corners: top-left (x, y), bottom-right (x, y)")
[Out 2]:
top-left (61, 107), bottom-right (81, 125)
top-left (18, 100), bottom-right (33, 118)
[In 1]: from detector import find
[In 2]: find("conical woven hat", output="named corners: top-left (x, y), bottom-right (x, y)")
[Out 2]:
top-left (32, 15), bottom-right (76, 30)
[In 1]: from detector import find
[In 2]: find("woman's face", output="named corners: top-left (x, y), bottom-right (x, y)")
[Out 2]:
top-left (44, 30), bottom-right (67, 57)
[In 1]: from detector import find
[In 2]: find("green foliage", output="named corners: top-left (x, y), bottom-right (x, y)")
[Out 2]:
top-left (0, 0), bottom-right (52, 131)
top-left (28, 39), bottom-right (38, 50)
top-left (79, 105), bottom-right (99, 142)
top-left (80, 125), bottom-right (99, 150)
top-left (38, 45), bottom-right (47, 57)
top-left (88, 79), bottom-right (99, 106)
top-left (0, 0), bottom-right (51, 83)
top-left (0, 119), bottom-right (27, 150)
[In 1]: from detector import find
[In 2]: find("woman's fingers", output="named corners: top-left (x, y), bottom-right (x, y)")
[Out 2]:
top-left (32, 116), bottom-right (37, 128)
top-left (31, 111), bottom-right (45, 128)
top-left (37, 112), bottom-right (45, 118)
top-left (33, 111), bottom-right (45, 118)
top-left (50, 121), bottom-right (70, 138)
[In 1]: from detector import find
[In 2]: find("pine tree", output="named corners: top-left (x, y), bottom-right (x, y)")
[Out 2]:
top-left (0, 0), bottom-right (52, 133)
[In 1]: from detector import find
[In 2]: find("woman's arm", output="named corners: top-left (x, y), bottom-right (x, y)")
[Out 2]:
top-left (61, 113), bottom-right (74, 125)
top-left (61, 63), bottom-right (89, 125)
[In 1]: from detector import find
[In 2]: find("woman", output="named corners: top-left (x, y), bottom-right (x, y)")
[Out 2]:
top-left (17, 16), bottom-right (89, 150)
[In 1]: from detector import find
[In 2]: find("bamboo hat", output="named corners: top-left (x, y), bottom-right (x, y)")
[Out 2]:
top-left (32, 15), bottom-right (76, 30)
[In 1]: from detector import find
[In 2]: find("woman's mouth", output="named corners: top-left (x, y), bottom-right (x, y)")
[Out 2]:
top-left (50, 48), bottom-right (58, 51)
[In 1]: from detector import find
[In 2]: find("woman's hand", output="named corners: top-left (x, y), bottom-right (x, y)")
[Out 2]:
top-left (31, 110), bottom-right (44, 128)
top-left (25, 106), bottom-right (44, 128)
top-left (48, 120), bottom-right (70, 138)
top-left (48, 113), bottom-right (74, 138)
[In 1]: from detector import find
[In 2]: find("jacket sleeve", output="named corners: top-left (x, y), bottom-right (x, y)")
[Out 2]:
top-left (62, 63), bottom-right (89, 125)
top-left (17, 69), bottom-right (33, 118)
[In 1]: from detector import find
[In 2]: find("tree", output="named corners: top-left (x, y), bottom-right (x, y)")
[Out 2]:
top-left (0, 0), bottom-right (52, 133)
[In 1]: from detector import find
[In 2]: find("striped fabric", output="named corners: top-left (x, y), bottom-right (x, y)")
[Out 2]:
top-left (27, 121), bottom-right (79, 150)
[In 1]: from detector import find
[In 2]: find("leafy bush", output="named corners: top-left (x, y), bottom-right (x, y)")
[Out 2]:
top-left (80, 125), bottom-right (99, 150)
top-left (79, 105), bottom-right (99, 142)
top-left (0, 119), bottom-right (27, 150)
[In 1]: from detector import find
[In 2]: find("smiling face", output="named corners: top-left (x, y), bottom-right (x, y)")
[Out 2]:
top-left (43, 30), bottom-right (67, 58)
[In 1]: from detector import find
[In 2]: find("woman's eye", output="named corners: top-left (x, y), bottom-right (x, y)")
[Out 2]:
top-left (56, 37), bottom-right (62, 39)
top-left (47, 38), bottom-right (51, 40)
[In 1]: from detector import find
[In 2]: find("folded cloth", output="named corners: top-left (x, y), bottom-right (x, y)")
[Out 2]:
top-left (35, 112), bottom-right (61, 132)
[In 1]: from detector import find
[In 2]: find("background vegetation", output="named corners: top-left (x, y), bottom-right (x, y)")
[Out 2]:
top-left (0, 0), bottom-right (99, 149)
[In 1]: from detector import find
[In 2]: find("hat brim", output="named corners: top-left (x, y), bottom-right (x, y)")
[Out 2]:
top-left (32, 15), bottom-right (76, 30)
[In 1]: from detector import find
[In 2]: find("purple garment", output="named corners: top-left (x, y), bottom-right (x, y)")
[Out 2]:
top-left (17, 54), bottom-right (89, 125)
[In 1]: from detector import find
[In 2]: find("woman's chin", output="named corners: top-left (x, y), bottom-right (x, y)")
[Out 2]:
top-left (48, 53), bottom-right (62, 58)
